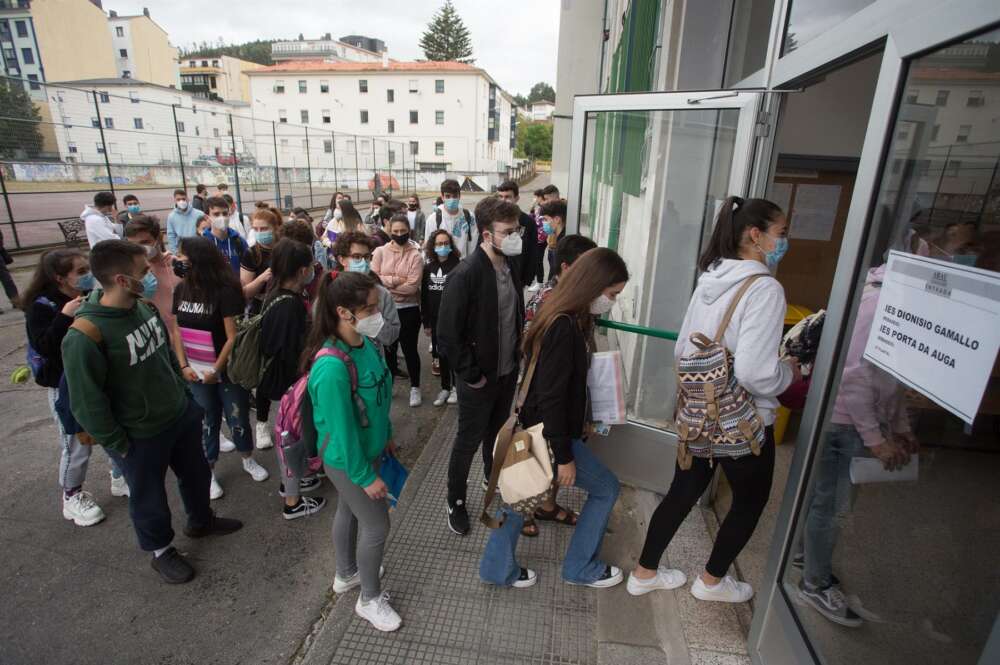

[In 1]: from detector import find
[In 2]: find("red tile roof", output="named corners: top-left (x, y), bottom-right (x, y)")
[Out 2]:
top-left (248, 60), bottom-right (479, 74)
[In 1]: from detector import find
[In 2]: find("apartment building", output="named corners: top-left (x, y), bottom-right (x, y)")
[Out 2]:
top-left (247, 60), bottom-right (515, 173)
top-left (108, 8), bottom-right (178, 87)
top-left (180, 54), bottom-right (260, 103)
top-left (271, 34), bottom-right (384, 63)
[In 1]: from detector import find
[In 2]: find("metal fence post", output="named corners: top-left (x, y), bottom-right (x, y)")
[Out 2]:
top-left (272, 121), bottom-right (281, 208)
top-left (171, 104), bottom-right (187, 192)
top-left (0, 166), bottom-right (21, 249)
top-left (353, 136), bottom-right (360, 203)
top-left (92, 91), bottom-right (116, 199)
top-left (304, 126), bottom-right (314, 209)
top-left (331, 131), bottom-right (339, 196)
top-left (371, 140), bottom-right (378, 197)
top-left (228, 114), bottom-right (243, 215)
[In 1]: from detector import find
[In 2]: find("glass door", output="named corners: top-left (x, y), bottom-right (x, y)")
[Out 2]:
top-left (566, 91), bottom-right (764, 492)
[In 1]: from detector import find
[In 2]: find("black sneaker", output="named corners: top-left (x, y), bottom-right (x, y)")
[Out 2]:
top-left (283, 496), bottom-right (327, 520)
top-left (279, 477), bottom-right (322, 497)
top-left (791, 553), bottom-right (840, 586)
top-left (446, 499), bottom-right (470, 535)
top-left (512, 567), bottom-right (537, 589)
top-left (797, 580), bottom-right (862, 627)
top-left (183, 512), bottom-right (244, 538)
top-left (151, 547), bottom-right (195, 584)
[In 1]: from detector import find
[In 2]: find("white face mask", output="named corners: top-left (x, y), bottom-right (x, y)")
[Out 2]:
top-left (176, 200), bottom-right (189, 211)
top-left (210, 215), bottom-right (228, 231)
top-left (590, 294), bottom-right (615, 315)
top-left (353, 311), bottom-right (384, 338)
top-left (494, 231), bottom-right (523, 257)
top-left (333, 208), bottom-right (343, 220)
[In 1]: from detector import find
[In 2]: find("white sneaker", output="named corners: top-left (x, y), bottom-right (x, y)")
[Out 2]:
top-left (333, 565), bottom-right (386, 593)
top-left (210, 474), bottom-right (224, 500)
top-left (627, 567), bottom-right (687, 596)
top-left (242, 456), bottom-right (270, 482)
top-left (568, 565), bottom-right (623, 589)
top-left (63, 491), bottom-right (105, 526)
top-left (691, 575), bottom-right (754, 603)
top-left (355, 591), bottom-right (402, 632)
top-left (219, 434), bottom-right (236, 453)
top-left (409, 387), bottom-right (422, 408)
top-left (255, 421), bottom-right (273, 450)
top-left (433, 389), bottom-right (450, 407)
top-left (447, 388), bottom-right (458, 404)
top-left (110, 472), bottom-right (130, 497)
top-left (512, 567), bottom-right (538, 589)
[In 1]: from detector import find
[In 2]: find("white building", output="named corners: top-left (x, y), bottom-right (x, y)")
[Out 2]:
top-left (271, 36), bottom-right (383, 63)
top-left (526, 99), bottom-right (554, 121)
top-left (107, 8), bottom-right (180, 88)
top-left (247, 60), bottom-right (515, 173)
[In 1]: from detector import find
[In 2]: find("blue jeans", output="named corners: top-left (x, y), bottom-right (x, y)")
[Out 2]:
top-left (189, 381), bottom-right (253, 464)
top-left (802, 424), bottom-right (865, 588)
top-left (480, 438), bottom-right (620, 586)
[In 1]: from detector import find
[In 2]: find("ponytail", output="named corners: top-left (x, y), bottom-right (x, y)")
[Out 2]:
top-left (698, 196), bottom-right (783, 272)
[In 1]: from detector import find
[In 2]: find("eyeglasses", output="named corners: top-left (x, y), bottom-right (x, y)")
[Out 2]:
top-left (348, 253), bottom-right (373, 261)
top-left (493, 226), bottom-right (524, 239)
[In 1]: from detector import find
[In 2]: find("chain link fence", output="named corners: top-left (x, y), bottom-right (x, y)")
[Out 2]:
top-left (0, 74), bottom-right (417, 250)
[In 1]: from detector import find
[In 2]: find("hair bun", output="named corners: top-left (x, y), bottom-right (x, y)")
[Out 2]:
top-left (732, 196), bottom-right (745, 209)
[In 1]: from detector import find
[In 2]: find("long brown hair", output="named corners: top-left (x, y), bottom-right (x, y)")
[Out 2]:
top-left (22, 249), bottom-right (85, 308)
top-left (300, 270), bottom-right (377, 373)
top-left (339, 200), bottom-right (363, 233)
top-left (523, 247), bottom-right (629, 355)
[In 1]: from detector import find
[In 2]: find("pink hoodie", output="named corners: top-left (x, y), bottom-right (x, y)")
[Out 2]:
top-left (829, 265), bottom-right (912, 447)
top-left (371, 240), bottom-right (423, 307)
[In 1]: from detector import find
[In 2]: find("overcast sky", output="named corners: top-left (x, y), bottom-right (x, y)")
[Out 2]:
top-left (107, 0), bottom-right (560, 96)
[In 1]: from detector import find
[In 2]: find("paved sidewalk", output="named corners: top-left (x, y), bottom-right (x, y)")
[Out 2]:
top-left (299, 414), bottom-right (600, 665)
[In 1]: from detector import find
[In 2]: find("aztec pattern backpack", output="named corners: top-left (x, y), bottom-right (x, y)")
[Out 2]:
top-left (675, 275), bottom-right (766, 468)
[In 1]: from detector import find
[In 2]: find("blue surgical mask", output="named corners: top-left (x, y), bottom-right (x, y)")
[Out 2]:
top-left (74, 272), bottom-right (97, 292)
top-left (256, 231), bottom-right (274, 246)
top-left (542, 221), bottom-right (554, 235)
top-left (140, 271), bottom-right (158, 299)
top-left (127, 204), bottom-right (141, 214)
top-left (348, 258), bottom-right (370, 274)
top-left (434, 246), bottom-right (452, 257)
top-left (760, 236), bottom-right (789, 270)
top-left (444, 198), bottom-right (460, 213)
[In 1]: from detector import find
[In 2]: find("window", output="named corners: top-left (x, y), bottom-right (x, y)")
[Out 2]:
top-left (896, 128), bottom-right (909, 141)
top-left (298, 80), bottom-right (307, 93)
top-left (300, 109), bottom-right (309, 124)
top-left (956, 124), bottom-right (972, 143)
top-left (408, 79), bottom-right (418, 93)
top-left (3, 47), bottom-right (14, 61)
top-left (122, 71), bottom-right (131, 79)
top-left (302, 139), bottom-right (308, 151)
top-left (278, 109), bottom-right (287, 123)
top-left (15, 20), bottom-right (27, 38)
top-left (359, 79), bottom-right (368, 93)
top-left (99, 91), bottom-right (110, 103)
top-left (133, 117), bottom-right (143, 129)
top-left (322, 109), bottom-right (331, 124)
top-left (410, 141), bottom-right (418, 155)
top-left (26, 73), bottom-right (38, 90)
top-left (67, 142), bottom-right (77, 153)
top-left (387, 89), bottom-right (394, 103)
top-left (360, 110), bottom-right (369, 124)
top-left (274, 80), bottom-right (285, 94)
top-left (119, 49), bottom-right (128, 58)
top-left (195, 126), bottom-right (200, 136)
top-left (179, 146), bottom-right (188, 157)
top-left (409, 110), bottom-right (418, 124)
top-left (435, 141), bottom-right (444, 156)
top-left (967, 89), bottom-right (985, 107)
top-left (435, 79), bottom-right (444, 94)
top-left (935, 89), bottom-right (950, 106)
top-left (104, 117), bottom-right (114, 129)
top-left (320, 81), bottom-right (329, 93)
top-left (946, 159), bottom-right (962, 177)
top-left (189, 61), bottom-right (196, 67)
top-left (435, 110), bottom-right (444, 125)
top-left (129, 92), bottom-right (139, 103)
top-left (176, 121), bottom-right (185, 132)
top-left (360, 140), bottom-right (370, 151)
top-left (905, 89), bottom-right (918, 104)
top-left (931, 124), bottom-right (940, 141)
top-left (201, 60), bottom-right (208, 67)
top-left (213, 127), bottom-right (219, 138)
top-left (387, 119), bottom-right (395, 133)
top-left (91, 117), bottom-right (100, 128)
top-left (345, 139), bottom-right (355, 152)
top-left (20, 48), bottom-right (33, 65)
top-left (96, 142), bottom-right (105, 154)
top-left (323, 139), bottom-right (332, 153)
top-left (280, 138), bottom-right (288, 149)
top-left (136, 142), bottom-right (146, 157)
top-left (115, 26), bottom-right (124, 37)
top-left (211, 60), bottom-right (219, 67)
top-left (388, 150), bottom-right (395, 165)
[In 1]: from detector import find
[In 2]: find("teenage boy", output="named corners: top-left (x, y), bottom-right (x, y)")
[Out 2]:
top-left (124, 215), bottom-right (181, 339)
top-left (116, 194), bottom-right (142, 227)
top-left (192, 184), bottom-right (208, 211)
top-left (496, 179), bottom-right (539, 287)
top-left (331, 230), bottom-right (401, 352)
top-left (215, 183), bottom-right (229, 197)
top-left (62, 240), bottom-right (242, 584)
top-left (82, 191), bottom-right (120, 248)
top-left (365, 195), bottom-right (387, 231)
top-left (166, 189), bottom-right (205, 253)
top-left (437, 196), bottom-right (525, 535)
top-left (223, 194), bottom-right (253, 244)
top-left (203, 196), bottom-right (247, 274)
top-left (541, 184), bottom-right (560, 203)
top-left (428, 179), bottom-right (477, 259)
top-left (405, 194), bottom-right (426, 243)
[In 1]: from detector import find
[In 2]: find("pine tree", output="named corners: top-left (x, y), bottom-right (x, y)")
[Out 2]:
top-left (0, 79), bottom-right (43, 159)
top-left (419, 1), bottom-right (475, 64)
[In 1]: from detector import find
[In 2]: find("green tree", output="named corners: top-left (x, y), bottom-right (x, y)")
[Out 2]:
top-left (512, 93), bottom-right (528, 108)
top-left (181, 38), bottom-right (277, 66)
top-left (527, 82), bottom-right (555, 104)
top-left (0, 79), bottom-right (43, 159)
top-left (515, 121), bottom-right (553, 160)
top-left (419, 1), bottom-right (475, 63)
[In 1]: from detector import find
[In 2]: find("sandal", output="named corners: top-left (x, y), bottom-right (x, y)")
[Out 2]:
top-left (521, 518), bottom-right (539, 538)
top-left (534, 504), bottom-right (579, 526)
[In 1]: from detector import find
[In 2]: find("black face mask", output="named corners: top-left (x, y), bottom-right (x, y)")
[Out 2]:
top-left (172, 258), bottom-right (190, 279)
top-left (407, 204), bottom-right (418, 211)
top-left (392, 233), bottom-right (410, 246)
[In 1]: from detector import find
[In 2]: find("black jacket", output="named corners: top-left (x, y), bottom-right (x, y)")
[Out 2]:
top-left (438, 245), bottom-right (524, 385)
top-left (258, 290), bottom-right (308, 401)
top-left (520, 314), bottom-right (591, 465)
top-left (25, 287), bottom-right (74, 388)
top-left (420, 253), bottom-right (460, 330)
top-left (516, 211), bottom-right (539, 286)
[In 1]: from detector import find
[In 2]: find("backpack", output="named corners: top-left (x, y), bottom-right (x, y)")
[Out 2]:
top-left (26, 297), bottom-right (57, 381)
top-left (435, 208), bottom-right (473, 243)
top-left (273, 346), bottom-right (369, 479)
top-left (227, 294), bottom-right (294, 390)
top-left (674, 275), bottom-right (767, 468)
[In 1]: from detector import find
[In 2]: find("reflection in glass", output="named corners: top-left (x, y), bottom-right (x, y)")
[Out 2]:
top-left (784, 28), bottom-right (1000, 665)
top-left (782, 0), bottom-right (876, 55)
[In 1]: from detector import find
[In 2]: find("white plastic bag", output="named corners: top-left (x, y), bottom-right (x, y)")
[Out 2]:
top-left (588, 350), bottom-right (626, 425)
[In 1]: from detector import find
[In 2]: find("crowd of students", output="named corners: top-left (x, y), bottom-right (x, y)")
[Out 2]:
top-left (20, 177), bottom-right (801, 633)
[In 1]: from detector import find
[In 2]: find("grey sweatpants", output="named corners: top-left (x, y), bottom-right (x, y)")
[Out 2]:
top-left (325, 463), bottom-right (390, 602)
top-left (49, 387), bottom-right (92, 491)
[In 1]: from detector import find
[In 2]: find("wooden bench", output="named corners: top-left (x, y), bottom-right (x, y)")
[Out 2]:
top-left (57, 219), bottom-right (86, 247)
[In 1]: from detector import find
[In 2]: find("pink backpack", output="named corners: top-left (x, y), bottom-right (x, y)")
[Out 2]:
top-left (273, 346), bottom-right (369, 479)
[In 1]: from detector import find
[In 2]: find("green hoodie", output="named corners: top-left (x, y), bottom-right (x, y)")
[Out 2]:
top-left (61, 290), bottom-right (189, 455)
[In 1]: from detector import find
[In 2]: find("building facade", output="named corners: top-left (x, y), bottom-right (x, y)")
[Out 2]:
top-left (247, 60), bottom-right (514, 173)
top-left (107, 9), bottom-right (178, 87)
top-left (271, 36), bottom-right (383, 63)
top-left (180, 55), bottom-right (259, 103)
top-left (525, 99), bottom-right (554, 121)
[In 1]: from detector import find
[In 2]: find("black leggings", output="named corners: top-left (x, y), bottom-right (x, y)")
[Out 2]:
top-left (430, 325), bottom-right (454, 391)
top-left (639, 427), bottom-right (775, 578)
top-left (386, 306), bottom-right (421, 388)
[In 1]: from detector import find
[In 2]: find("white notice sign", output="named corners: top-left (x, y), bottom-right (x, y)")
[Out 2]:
top-left (862, 251), bottom-right (1000, 424)
top-left (790, 184), bottom-right (840, 241)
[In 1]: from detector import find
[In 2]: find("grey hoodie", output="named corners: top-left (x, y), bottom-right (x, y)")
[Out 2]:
top-left (81, 205), bottom-right (121, 248)
top-left (674, 258), bottom-right (792, 425)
